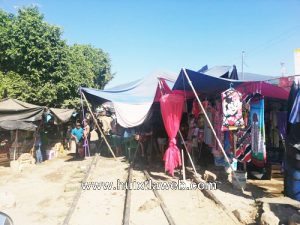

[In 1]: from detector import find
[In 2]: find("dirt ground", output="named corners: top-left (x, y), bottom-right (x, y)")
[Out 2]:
top-left (0, 154), bottom-right (293, 225)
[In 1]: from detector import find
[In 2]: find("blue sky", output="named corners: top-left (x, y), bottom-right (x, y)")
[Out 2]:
top-left (1, 0), bottom-right (300, 87)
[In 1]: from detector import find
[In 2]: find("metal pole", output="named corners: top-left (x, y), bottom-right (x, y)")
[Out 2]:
top-left (182, 68), bottom-right (244, 191)
top-left (242, 51), bottom-right (245, 80)
top-left (178, 130), bottom-right (201, 179)
top-left (181, 149), bottom-right (186, 180)
top-left (81, 91), bottom-right (117, 160)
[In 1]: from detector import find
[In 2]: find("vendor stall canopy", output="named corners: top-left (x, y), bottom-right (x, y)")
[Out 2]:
top-left (0, 120), bottom-right (37, 131)
top-left (0, 98), bottom-right (75, 124)
top-left (0, 98), bottom-right (44, 122)
top-left (81, 71), bottom-right (178, 128)
top-left (49, 108), bottom-right (76, 124)
top-left (173, 68), bottom-right (289, 100)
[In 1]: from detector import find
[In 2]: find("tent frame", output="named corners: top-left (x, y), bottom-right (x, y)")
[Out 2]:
top-left (182, 68), bottom-right (244, 191)
top-left (81, 92), bottom-right (117, 160)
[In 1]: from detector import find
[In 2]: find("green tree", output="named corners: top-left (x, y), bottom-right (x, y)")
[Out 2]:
top-left (0, 6), bottom-right (113, 108)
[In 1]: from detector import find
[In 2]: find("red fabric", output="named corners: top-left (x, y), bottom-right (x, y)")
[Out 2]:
top-left (278, 77), bottom-right (293, 92)
top-left (160, 94), bottom-right (184, 176)
top-left (192, 99), bottom-right (200, 118)
top-left (236, 82), bottom-right (289, 100)
top-left (154, 79), bottom-right (172, 102)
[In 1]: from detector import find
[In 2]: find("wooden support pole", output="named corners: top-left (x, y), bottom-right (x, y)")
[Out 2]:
top-left (181, 149), bottom-right (186, 180)
top-left (81, 91), bottom-right (117, 160)
top-left (178, 130), bottom-right (201, 179)
top-left (182, 68), bottom-right (244, 191)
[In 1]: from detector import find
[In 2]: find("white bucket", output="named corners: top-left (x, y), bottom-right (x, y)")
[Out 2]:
top-left (70, 140), bottom-right (76, 153)
top-left (46, 150), bottom-right (55, 160)
top-left (232, 171), bottom-right (247, 189)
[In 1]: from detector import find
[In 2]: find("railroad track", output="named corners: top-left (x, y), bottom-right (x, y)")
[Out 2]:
top-left (62, 154), bottom-right (100, 225)
top-left (61, 154), bottom-right (240, 225)
top-left (122, 164), bottom-right (176, 225)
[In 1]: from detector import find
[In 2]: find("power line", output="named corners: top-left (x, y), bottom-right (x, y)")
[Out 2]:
top-left (227, 24), bottom-right (300, 65)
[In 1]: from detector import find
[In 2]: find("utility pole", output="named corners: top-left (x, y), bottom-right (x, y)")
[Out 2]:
top-left (242, 51), bottom-right (245, 80)
top-left (280, 62), bottom-right (286, 77)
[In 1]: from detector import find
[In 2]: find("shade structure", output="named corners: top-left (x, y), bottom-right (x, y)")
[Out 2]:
top-left (0, 98), bottom-right (44, 122)
top-left (229, 65), bottom-right (239, 80)
top-left (0, 120), bottom-right (37, 131)
top-left (236, 82), bottom-right (289, 100)
top-left (173, 68), bottom-right (289, 100)
top-left (81, 71), bottom-right (177, 128)
top-left (173, 68), bottom-right (243, 94)
top-left (49, 108), bottom-right (75, 123)
top-left (160, 94), bottom-right (184, 176)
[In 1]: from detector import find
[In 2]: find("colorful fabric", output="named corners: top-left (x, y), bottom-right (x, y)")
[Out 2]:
top-left (277, 111), bottom-right (287, 138)
top-left (235, 126), bottom-right (252, 162)
top-left (250, 95), bottom-right (266, 167)
top-left (212, 101), bottom-right (223, 156)
top-left (204, 111), bottom-right (214, 146)
top-left (289, 90), bottom-right (300, 124)
top-left (192, 99), bottom-right (200, 118)
top-left (160, 94), bottom-right (184, 176)
top-left (221, 88), bottom-right (245, 131)
top-left (224, 131), bottom-right (231, 155)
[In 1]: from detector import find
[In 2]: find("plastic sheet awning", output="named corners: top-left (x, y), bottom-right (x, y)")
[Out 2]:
top-left (0, 98), bottom-right (44, 122)
top-left (81, 71), bottom-right (178, 128)
top-left (0, 120), bottom-right (37, 131)
top-left (49, 108), bottom-right (75, 123)
top-left (173, 68), bottom-right (289, 100)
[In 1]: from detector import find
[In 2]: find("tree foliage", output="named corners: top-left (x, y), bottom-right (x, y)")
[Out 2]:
top-left (0, 7), bottom-right (113, 108)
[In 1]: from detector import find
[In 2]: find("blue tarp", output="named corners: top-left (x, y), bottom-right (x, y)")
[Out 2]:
top-left (81, 71), bottom-right (177, 128)
top-left (204, 65), bottom-right (231, 78)
top-left (82, 71), bottom-right (177, 104)
top-left (172, 68), bottom-right (243, 94)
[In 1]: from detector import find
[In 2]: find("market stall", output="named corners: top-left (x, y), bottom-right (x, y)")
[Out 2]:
top-left (172, 68), bottom-right (290, 186)
top-left (0, 120), bottom-right (37, 166)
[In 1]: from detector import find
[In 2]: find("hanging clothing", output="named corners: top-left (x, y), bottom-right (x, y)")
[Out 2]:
top-left (289, 90), bottom-right (300, 124)
top-left (287, 81), bottom-right (300, 134)
top-left (221, 88), bottom-right (245, 131)
top-left (212, 101), bottom-right (223, 156)
top-left (277, 111), bottom-right (287, 138)
top-left (270, 111), bottom-right (280, 147)
top-left (224, 131), bottom-right (231, 155)
top-left (204, 111), bottom-right (214, 146)
top-left (192, 99), bottom-right (200, 119)
top-left (235, 126), bottom-right (252, 163)
top-left (202, 101), bottom-right (215, 147)
top-left (250, 95), bottom-right (266, 167)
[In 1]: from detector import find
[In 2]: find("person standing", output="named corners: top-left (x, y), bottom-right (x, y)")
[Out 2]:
top-left (34, 132), bottom-right (43, 163)
top-left (65, 125), bottom-right (72, 150)
top-left (71, 122), bottom-right (84, 158)
top-left (89, 127), bottom-right (99, 155)
top-left (83, 119), bottom-right (91, 157)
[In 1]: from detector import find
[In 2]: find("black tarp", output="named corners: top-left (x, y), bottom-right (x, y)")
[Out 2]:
top-left (0, 98), bottom-right (44, 122)
top-left (0, 120), bottom-right (37, 131)
top-left (49, 108), bottom-right (75, 124)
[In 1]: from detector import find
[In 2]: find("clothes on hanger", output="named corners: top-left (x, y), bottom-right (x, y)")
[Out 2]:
top-left (221, 88), bottom-right (245, 131)
top-left (212, 100), bottom-right (223, 157)
top-left (192, 99), bottom-right (200, 119)
top-left (203, 101), bottom-right (215, 147)
top-left (277, 111), bottom-right (287, 138)
top-left (289, 90), bottom-right (300, 124)
top-left (235, 125), bottom-right (252, 163)
top-left (250, 94), bottom-right (266, 167)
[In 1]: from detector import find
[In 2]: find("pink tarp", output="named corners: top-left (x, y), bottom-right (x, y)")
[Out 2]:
top-left (160, 94), bottom-right (184, 176)
top-left (236, 82), bottom-right (289, 100)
